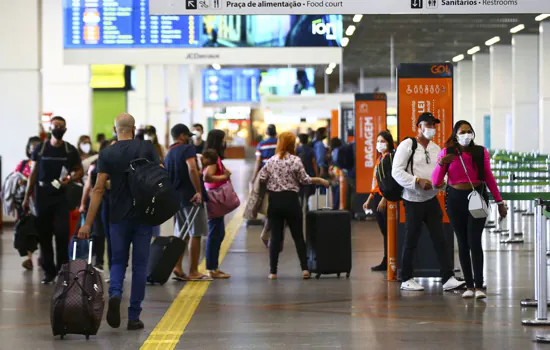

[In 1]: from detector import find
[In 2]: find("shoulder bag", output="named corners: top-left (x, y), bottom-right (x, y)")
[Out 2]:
top-left (458, 153), bottom-right (489, 219)
top-left (206, 158), bottom-right (240, 219)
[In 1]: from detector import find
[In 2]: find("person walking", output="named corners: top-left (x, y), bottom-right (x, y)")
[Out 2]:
top-left (432, 120), bottom-right (507, 299)
top-left (391, 112), bottom-right (465, 292)
top-left (363, 131), bottom-right (394, 272)
top-left (23, 116), bottom-right (84, 284)
top-left (78, 113), bottom-right (160, 331)
top-left (259, 132), bottom-right (329, 280)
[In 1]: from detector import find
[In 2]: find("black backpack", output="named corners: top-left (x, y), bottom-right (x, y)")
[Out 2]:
top-left (336, 143), bottom-right (355, 170)
top-left (126, 158), bottom-right (180, 226)
top-left (376, 138), bottom-right (417, 202)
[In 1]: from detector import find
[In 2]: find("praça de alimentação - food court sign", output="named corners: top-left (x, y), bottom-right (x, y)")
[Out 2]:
top-left (150, 0), bottom-right (550, 15)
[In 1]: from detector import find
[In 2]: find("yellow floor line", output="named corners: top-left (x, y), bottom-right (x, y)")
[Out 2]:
top-left (141, 206), bottom-right (245, 350)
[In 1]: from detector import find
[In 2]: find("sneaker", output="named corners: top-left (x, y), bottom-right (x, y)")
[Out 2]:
top-left (94, 264), bottom-right (104, 273)
top-left (127, 319), bottom-right (145, 331)
top-left (443, 277), bottom-right (466, 291)
top-left (462, 289), bottom-right (475, 299)
top-left (371, 262), bottom-right (387, 272)
top-left (401, 279), bottom-right (425, 291)
top-left (106, 295), bottom-right (121, 329)
top-left (41, 275), bottom-right (55, 285)
top-left (475, 290), bottom-right (487, 300)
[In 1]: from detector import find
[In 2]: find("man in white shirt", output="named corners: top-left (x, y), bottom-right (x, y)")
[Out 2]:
top-left (392, 112), bottom-right (465, 292)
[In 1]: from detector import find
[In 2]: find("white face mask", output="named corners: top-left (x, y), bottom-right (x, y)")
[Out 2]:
top-left (80, 143), bottom-right (91, 154)
top-left (376, 142), bottom-right (387, 153)
top-left (423, 127), bottom-right (436, 140)
top-left (192, 134), bottom-right (201, 141)
top-left (144, 135), bottom-right (152, 141)
top-left (457, 133), bottom-right (474, 147)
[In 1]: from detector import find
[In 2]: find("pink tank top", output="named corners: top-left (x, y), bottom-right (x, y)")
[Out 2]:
top-left (203, 157), bottom-right (228, 190)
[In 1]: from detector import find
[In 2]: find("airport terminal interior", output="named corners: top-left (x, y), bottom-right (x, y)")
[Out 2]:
top-left (4, 1), bottom-right (550, 349)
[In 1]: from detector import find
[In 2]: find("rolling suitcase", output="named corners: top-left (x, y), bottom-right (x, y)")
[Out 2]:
top-left (146, 205), bottom-right (200, 285)
top-left (51, 238), bottom-right (105, 340)
top-left (306, 188), bottom-right (352, 279)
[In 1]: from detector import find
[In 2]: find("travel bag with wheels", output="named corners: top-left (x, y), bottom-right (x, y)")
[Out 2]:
top-left (146, 205), bottom-right (201, 285)
top-left (51, 238), bottom-right (105, 340)
top-left (306, 187), bottom-right (352, 279)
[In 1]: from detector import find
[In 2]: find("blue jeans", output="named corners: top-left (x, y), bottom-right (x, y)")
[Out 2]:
top-left (101, 196), bottom-right (112, 269)
top-left (109, 220), bottom-right (152, 321)
top-left (206, 216), bottom-right (225, 271)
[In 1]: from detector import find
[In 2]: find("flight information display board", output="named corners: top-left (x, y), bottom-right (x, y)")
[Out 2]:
top-left (203, 68), bottom-right (261, 103)
top-left (64, 1), bottom-right (342, 49)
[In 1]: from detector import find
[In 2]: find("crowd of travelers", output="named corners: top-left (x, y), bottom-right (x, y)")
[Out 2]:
top-left (2, 111), bottom-right (506, 334)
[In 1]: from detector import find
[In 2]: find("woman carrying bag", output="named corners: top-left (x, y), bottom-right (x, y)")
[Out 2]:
top-left (432, 120), bottom-right (507, 300)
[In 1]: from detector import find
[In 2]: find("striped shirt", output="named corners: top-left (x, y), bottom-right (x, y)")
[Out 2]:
top-left (255, 137), bottom-right (278, 166)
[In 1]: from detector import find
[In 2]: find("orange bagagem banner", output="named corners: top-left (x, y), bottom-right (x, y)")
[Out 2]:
top-left (355, 93), bottom-right (387, 194)
top-left (397, 63), bottom-right (453, 223)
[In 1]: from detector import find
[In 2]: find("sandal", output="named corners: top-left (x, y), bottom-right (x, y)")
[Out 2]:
top-left (172, 271), bottom-right (187, 281)
top-left (22, 259), bottom-right (33, 271)
top-left (268, 274), bottom-right (277, 280)
top-left (186, 274), bottom-right (213, 281)
top-left (208, 270), bottom-right (231, 279)
top-left (302, 271), bottom-right (311, 280)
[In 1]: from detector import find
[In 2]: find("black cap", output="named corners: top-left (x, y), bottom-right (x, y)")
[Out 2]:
top-left (417, 112), bottom-right (440, 126)
top-left (171, 124), bottom-right (194, 139)
top-left (266, 124), bottom-right (277, 136)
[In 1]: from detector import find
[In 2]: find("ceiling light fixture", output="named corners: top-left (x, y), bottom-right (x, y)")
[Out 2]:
top-left (345, 25), bottom-right (356, 36)
top-left (485, 36), bottom-right (501, 46)
top-left (510, 24), bottom-right (525, 33)
top-left (467, 46), bottom-right (481, 55)
top-left (341, 37), bottom-right (350, 47)
top-left (353, 14), bottom-right (363, 23)
top-left (536, 14), bottom-right (550, 21)
top-left (452, 54), bottom-right (465, 62)
top-left (329, 62), bottom-right (336, 69)
top-left (212, 63), bottom-right (221, 70)
top-left (326, 67), bottom-right (333, 75)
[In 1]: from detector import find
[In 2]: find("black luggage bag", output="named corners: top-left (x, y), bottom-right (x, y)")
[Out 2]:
top-left (306, 188), bottom-right (352, 279)
top-left (51, 238), bottom-right (105, 339)
top-left (146, 205), bottom-right (200, 285)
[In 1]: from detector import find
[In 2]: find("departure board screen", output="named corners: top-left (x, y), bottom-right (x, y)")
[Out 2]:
top-left (64, 1), bottom-right (343, 48)
top-left (203, 69), bottom-right (260, 103)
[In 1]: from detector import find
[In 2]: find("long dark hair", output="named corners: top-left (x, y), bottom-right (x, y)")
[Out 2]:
top-left (205, 129), bottom-right (226, 159)
top-left (445, 120), bottom-right (485, 180)
top-left (377, 130), bottom-right (395, 154)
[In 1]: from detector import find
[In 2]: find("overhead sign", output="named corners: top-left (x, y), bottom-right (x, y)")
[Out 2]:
top-left (151, 0), bottom-right (550, 15)
top-left (203, 68), bottom-right (260, 103)
top-left (355, 93), bottom-right (387, 195)
top-left (397, 62), bottom-right (453, 223)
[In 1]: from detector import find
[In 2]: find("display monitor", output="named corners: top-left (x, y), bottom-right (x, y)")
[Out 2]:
top-left (259, 68), bottom-right (316, 96)
top-left (64, 1), bottom-right (342, 49)
top-left (203, 68), bottom-right (261, 103)
top-left (90, 64), bottom-right (131, 89)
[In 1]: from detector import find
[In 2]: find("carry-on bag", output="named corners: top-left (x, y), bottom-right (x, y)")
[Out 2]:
top-left (146, 205), bottom-right (201, 285)
top-left (306, 187), bottom-right (352, 279)
top-left (51, 238), bottom-right (105, 339)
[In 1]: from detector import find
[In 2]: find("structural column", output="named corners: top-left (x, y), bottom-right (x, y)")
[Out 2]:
top-left (42, 0), bottom-right (91, 144)
top-left (512, 34), bottom-right (539, 152)
top-left (127, 65), bottom-right (148, 125)
top-left (0, 0), bottom-right (42, 180)
top-left (472, 53), bottom-right (491, 147)
top-left (540, 23), bottom-right (550, 153)
top-left (165, 65), bottom-right (192, 134)
top-left (146, 65), bottom-right (167, 146)
top-left (456, 61), bottom-right (473, 124)
top-left (490, 45), bottom-right (513, 151)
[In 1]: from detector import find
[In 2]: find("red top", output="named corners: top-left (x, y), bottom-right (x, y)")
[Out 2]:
top-left (203, 157), bottom-right (228, 190)
top-left (15, 160), bottom-right (33, 178)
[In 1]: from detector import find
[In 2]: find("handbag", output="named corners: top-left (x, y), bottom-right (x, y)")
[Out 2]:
top-left (458, 153), bottom-right (489, 219)
top-left (205, 159), bottom-right (240, 219)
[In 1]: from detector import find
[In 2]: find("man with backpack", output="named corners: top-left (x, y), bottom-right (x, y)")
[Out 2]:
top-left (392, 112), bottom-right (464, 292)
top-left (78, 113), bottom-right (161, 331)
top-left (22, 116), bottom-right (83, 285)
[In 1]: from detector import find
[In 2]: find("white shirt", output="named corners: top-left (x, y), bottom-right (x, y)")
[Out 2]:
top-left (392, 138), bottom-right (441, 203)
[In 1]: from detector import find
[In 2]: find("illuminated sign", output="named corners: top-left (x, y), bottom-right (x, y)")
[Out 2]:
top-left (90, 65), bottom-right (127, 89)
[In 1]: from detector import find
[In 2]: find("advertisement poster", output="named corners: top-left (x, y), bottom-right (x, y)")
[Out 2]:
top-left (397, 63), bottom-right (453, 223)
top-left (355, 93), bottom-right (387, 195)
top-left (484, 114), bottom-right (491, 149)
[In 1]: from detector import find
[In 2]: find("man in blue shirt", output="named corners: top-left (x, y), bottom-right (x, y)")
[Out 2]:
top-left (252, 124), bottom-right (277, 182)
top-left (164, 124), bottom-right (211, 281)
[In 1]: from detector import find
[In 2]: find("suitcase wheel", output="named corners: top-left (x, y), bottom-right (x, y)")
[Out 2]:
top-left (86, 334), bottom-right (90, 340)
top-left (337, 273), bottom-right (341, 279)
top-left (315, 274), bottom-right (321, 280)
top-left (346, 272), bottom-right (350, 279)
top-left (60, 335), bottom-right (65, 340)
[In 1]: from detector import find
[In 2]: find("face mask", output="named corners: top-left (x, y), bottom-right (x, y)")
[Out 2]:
top-left (423, 127), bottom-right (436, 140)
top-left (192, 134), bottom-right (200, 141)
top-left (80, 143), bottom-right (91, 154)
top-left (144, 135), bottom-right (152, 141)
top-left (376, 142), bottom-right (387, 153)
top-left (51, 128), bottom-right (66, 140)
top-left (457, 133), bottom-right (474, 147)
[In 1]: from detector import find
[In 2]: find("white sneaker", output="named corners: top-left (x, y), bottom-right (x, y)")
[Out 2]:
top-left (401, 279), bottom-right (425, 291)
top-left (443, 277), bottom-right (466, 291)
top-left (462, 289), bottom-right (475, 299)
top-left (475, 290), bottom-right (487, 300)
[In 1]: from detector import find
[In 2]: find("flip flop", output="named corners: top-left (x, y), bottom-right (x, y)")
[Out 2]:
top-left (172, 271), bottom-right (188, 281)
top-left (186, 274), bottom-right (213, 281)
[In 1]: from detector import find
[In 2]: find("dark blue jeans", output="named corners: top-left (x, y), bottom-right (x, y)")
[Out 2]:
top-left (100, 196), bottom-right (112, 269)
top-left (206, 216), bottom-right (225, 271)
top-left (109, 220), bottom-right (152, 321)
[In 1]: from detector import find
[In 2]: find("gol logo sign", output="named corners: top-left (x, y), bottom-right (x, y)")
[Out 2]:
top-left (431, 64), bottom-right (451, 75)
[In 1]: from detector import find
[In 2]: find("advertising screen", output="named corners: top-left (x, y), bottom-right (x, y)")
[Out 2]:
top-left (203, 68), bottom-right (261, 103)
top-left (90, 64), bottom-right (127, 89)
top-left (64, 1), bottom-right (343, 49)
top-left (259, 68), bottom-right (316, 96)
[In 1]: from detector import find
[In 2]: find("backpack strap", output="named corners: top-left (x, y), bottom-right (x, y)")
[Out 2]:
top-left (38, 141), bottom-right (47, 157)
top-left (405, 137), bottom-right (417, 176)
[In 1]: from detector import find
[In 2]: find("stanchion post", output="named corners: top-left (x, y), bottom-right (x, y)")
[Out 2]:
top-left (501, 173), bottom-right (524, 244)
top-left (522, 199), bottom-right (550, 326)
top-left (387, 201), bottom-right (398, 281)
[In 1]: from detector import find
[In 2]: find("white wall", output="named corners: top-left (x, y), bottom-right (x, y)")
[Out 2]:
top-left (357, 77), bottom-right (392, 93)
top-left (456, 61), bottom-right (473, 123)
top-left (490, 45), bottom-right (513, 150)
top-left (472, 54), bottom-right (491, 147)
